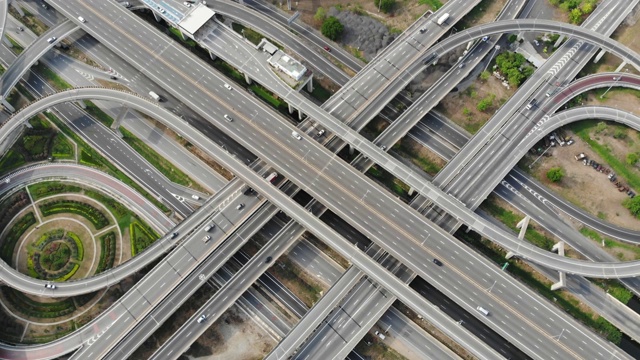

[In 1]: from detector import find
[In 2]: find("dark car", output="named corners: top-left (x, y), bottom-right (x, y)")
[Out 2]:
top-left (265, 256), bottom-right (273, 263)
top-left (323, 46), bottom-right (330, 52)
top-left (171, 232), bottom-right (178, 239)
top-left (433, 258), bottom-right (443, 266)
top-left (110, 76), bottom-right (118, 80)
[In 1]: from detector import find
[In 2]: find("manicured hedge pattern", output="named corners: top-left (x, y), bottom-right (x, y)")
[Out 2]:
top-left (39, 200), bottom-right (109, 229)
top-left (96, 231), bottom-right (116, 274)
top-left (0, 212), bottom-right (36, 264)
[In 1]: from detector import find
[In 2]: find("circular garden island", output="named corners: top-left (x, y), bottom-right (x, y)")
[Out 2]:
top-left (0, 180), bottom-right (161, 344)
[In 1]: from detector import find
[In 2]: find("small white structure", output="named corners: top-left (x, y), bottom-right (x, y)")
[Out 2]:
top-left (178, 4), bottom-right (215, 39)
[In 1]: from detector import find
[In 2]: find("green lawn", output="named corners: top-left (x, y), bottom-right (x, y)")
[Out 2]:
top-left (0, 149), bottom-right (26, 175)
top-left (84, 101), bottom-right (114, 127)
top-left (28, 181), bottom-right (82, 201)
top-left (34, 63), bottom-right (72, 90)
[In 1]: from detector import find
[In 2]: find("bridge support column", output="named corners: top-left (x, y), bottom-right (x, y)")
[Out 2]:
top-left (298, 109), bottom-right (304, 120)
top-left (516, 215), bottom-right (530, 239)
top-left (9, 0), bottom-right (25, 17)
top-left (303, 75), bottom-right (313, 93)
top-left (111, 106), bottom-right (129, 132)
top-left (244, 73), bottom-right (252, 85)
top-left (550, 241), bottom-right (567, 290)
top-left (349, 144), bottom-right (354, 155)
top-left (153, 11), bottom-right (162, 22)
top-left (288, 103), bottom-right (294, 114)
top-left (2, 99), bottom-right (15, 113)
top-left (208, 49), bottom-right (217, 61)
top-left (593, 49), bottom-right (606, 63)
top-left (2, 36), bottom-right (12, 48)
top-left (408, 187), bottom-right (415, 196)
top-left (553, 35), bottom-right (565, 48)
top-left (76, 100), bottom-right (86, 109)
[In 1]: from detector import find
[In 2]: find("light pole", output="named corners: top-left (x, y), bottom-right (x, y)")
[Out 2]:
top-left (600, 76), bottom-right (621, 99)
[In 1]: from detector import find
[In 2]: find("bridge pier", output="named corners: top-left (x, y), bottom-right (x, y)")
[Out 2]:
top-left (408, 187), bottom-right (415, 196)
top-left (244, 73), bottom-right (252, 85)
top-left (593, 49), bottom-right (606, 63)
top-left (76, 100), bottom-right (86, 109)
top-left (349, 144), bottom-right (354, 155)
top-left (553, 35), bottom-right (565, 48)
top-left (208, 49), bottom-right (217, 61)
top-left (2, 36), bottom-right (12, 48)
top-left (111, 106), bottom-right (129, 132)
top-left (505, 216), bottom-right (530, 260)
top-left (302, 75), bottom-right (314, 93)
top-left (288, 103), bottom-right (294, 114)
top-left (9, 0), bottom-right (25, 17)
top-left (550, 241), bottom-right (567, 290)
top-left (2, 98), bottom-right (15, 113)
top-left (153, 11), bottom-right (162, 23)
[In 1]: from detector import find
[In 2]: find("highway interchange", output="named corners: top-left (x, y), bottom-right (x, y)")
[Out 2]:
top-left (1, 0), bottom-right (634, 357)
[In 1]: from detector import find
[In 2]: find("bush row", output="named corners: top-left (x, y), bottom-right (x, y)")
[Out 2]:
top-left (4, 288), bottom-right (75, 319)
top-left (28, 181), bottom-right (81, 201)
top-left (66, 232), bottom-right (84, 261)
top-left (0, 191), bottom-right (29, 231)
top-left (130, 222), bottom-right (159, 256)
top-left (96, 232), bottom-right (116, 274)
top-left (40, 200), bottom-right (109, 229)
top-left (54, 263), bottom-right (79, 282)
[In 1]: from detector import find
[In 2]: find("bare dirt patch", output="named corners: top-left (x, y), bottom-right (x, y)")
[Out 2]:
top-left (525, 133), bottom-right (640, 231)
top-left (187, 306), bottom-right (276, 360)
top-left (438, 74), bottom-right (514, 133)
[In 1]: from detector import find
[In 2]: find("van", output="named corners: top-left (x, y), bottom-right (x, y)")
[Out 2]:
top-left (476, 306), bottom-right (489, 316)
top-left (224, 114), bottom-right (233, 122)
top-left (78, 16), bottom-right (86, 23)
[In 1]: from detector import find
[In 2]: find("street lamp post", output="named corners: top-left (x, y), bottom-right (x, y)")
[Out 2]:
top-left (600, 76), bottom-right (621, 99)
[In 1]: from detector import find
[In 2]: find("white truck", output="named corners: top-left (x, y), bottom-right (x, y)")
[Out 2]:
top-left (436, 13), bottom-right (450, 25)
top-left (149, 91), bottom-right (162, 102)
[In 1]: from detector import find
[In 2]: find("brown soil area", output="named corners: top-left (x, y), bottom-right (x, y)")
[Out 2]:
top-left (438, 75), bottom-right (514, 133)
top-left (188, 306), bottom-right (276, 360)
top-left (526, 132), bottom-right (640, 231)
top-left (295, 0), bottom-right (437, 33)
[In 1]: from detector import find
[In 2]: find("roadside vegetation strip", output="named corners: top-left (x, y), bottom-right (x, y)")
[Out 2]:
top-left (0, 212), bottom-right (36, 264)
top-left (84, 100), bottom-right (114, 127)
top-left (34, 63), bottom-right (72, 90)
top-left (119, 127), bottom-right (203, 190)
top-left (9, 7), bottom-right (49, 35)
top-left (29, 181), bottom-right (82, 201)
top-left (580, 227), bottom-right (640, 261)
top-left (130, 221), bottom-right (159, 257)
top-left (96, 231), bottom-right (116, 274)
top-left (4, 287), bottom-right (76, 318)
top-left (39, 200), bottom-right (110, 230)
top-left (43, 112), bottom-right (170, 213)
top-left (457, 229), bottom-right (623, 344)
top-left (5, 35), bottom-right (24, 54)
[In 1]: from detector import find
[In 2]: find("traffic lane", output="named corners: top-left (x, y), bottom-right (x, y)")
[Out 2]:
top-left (53, 3), bottom-right (620, 358)
top-left (289, 239), bottom-right (343, 285)
top-left (73, 194), bottom-right (263, 359)
top-left (103, 198), bottom-right (278, 360)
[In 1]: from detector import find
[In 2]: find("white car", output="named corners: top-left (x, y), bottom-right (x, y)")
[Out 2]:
top-left (197, 314), bottom-right (206, 323)
top-left (236, 203), bottom-right (245, 210)
top-left (224, 83), bottom-right (233, 90)
top-left (224, 114), bottom-right (233, 122)
top-left (78, 16), bottom-right (86, 23)
top-left (191, 194), bottom-right (200, 200)
top-left (203, 235), bottom-right (211, 243)
top-left (47, 37), bottom-right (56, 44)
top-left (184, 2), bottom-right (192, 7)
top-left (45, 283), bottom-right (56, 289)
top-left (291, 131), bottom-right (302, 140)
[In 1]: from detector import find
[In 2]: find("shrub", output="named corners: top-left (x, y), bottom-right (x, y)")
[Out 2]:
top-left (623, 197), bottom-right (640, 217)
top-left (546, 167), bottom-right (564, 182)
top-left (130, 222), bottom-right (159, 256)
top-left (374, 0), bottom-right (395, 13)
top-left (314, 7), bottom-right (326, 22)
top-left (1, 212), bottom-right (36, 264)
top-left (321, 17), bottom-right (344, 41)
top-left (97, 232), bottom-right (116, 274)
top-left (39, 200), bottom-right (109, 229)
top-left (627, 152), bottom-right (639, 166)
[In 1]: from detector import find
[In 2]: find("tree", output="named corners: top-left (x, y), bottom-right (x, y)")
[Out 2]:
top-left (374, 0), bottom-right (395, 13)
top-left (314, 7), bottom-right (326, 23)
top-left (568, 8), bottom-right (583, 24)
top-left (627, 152), bottom-right (639, 166)
top-left (623, 196), bottom-right (640, 217)
top-left (321, 17), bottom-right (344, 41)
top-left (479, 70), bottom-right (490, 81)
top-left (546, 167), bottom-right (564, 182)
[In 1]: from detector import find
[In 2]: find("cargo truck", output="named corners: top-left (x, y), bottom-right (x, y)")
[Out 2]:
top-left (149, 91), bottom-right (162, 102)
top-left (436, 13), bottom-right (450, 25)
top-left (265, 172), bottom-right (278, 184)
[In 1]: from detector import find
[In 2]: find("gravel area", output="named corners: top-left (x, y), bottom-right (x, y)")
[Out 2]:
top-left (327, 7), bottom-right (395, 61)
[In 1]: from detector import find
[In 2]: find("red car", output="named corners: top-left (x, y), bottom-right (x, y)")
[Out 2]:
top-left (323, 46), bottom-right (331, 52)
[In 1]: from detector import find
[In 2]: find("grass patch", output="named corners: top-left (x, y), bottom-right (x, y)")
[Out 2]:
top-left (119, 127), bottom-right (202, 189)
top-left (4, 288), bottom-right (75, 318)
top-left (458, 0), bottom-right (499, 28)
top-left (366, 165), bottom-right (412, 201)
top-left (44, 112), bottom-right (170, 213)
top-left (51, 134), bottom-right (74, 159)
top-left (309, 82), bottom-right (333, 103)
top-left (0, 149), bottom-right (27, 175)
top-left (418, 0), bottom-right (443, 9)
top-left (394, 139), bottom-right (442, 176)
top-left (354, 333), bottom-right (408, 360)
top-left (10, 7), bottom-right (48, 35)
top-left (570, 120), bottom-right (640, 192)
top-left (33, 63), bottom-right (72, 90)
top-left (580, 227), bottom-right (640, 260)
top-left (457, 229), bottom-right (623, 344)
top-left (84, 101), bottom-right (114, 127)
top-left (5, 35), bottom-right (24, 54)
top-left (169, 27), bottom-right (197, 47)
top-left (481, 199), bottom-right (555, 250)
top-left (130, 222), bottom-right (160, 256)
